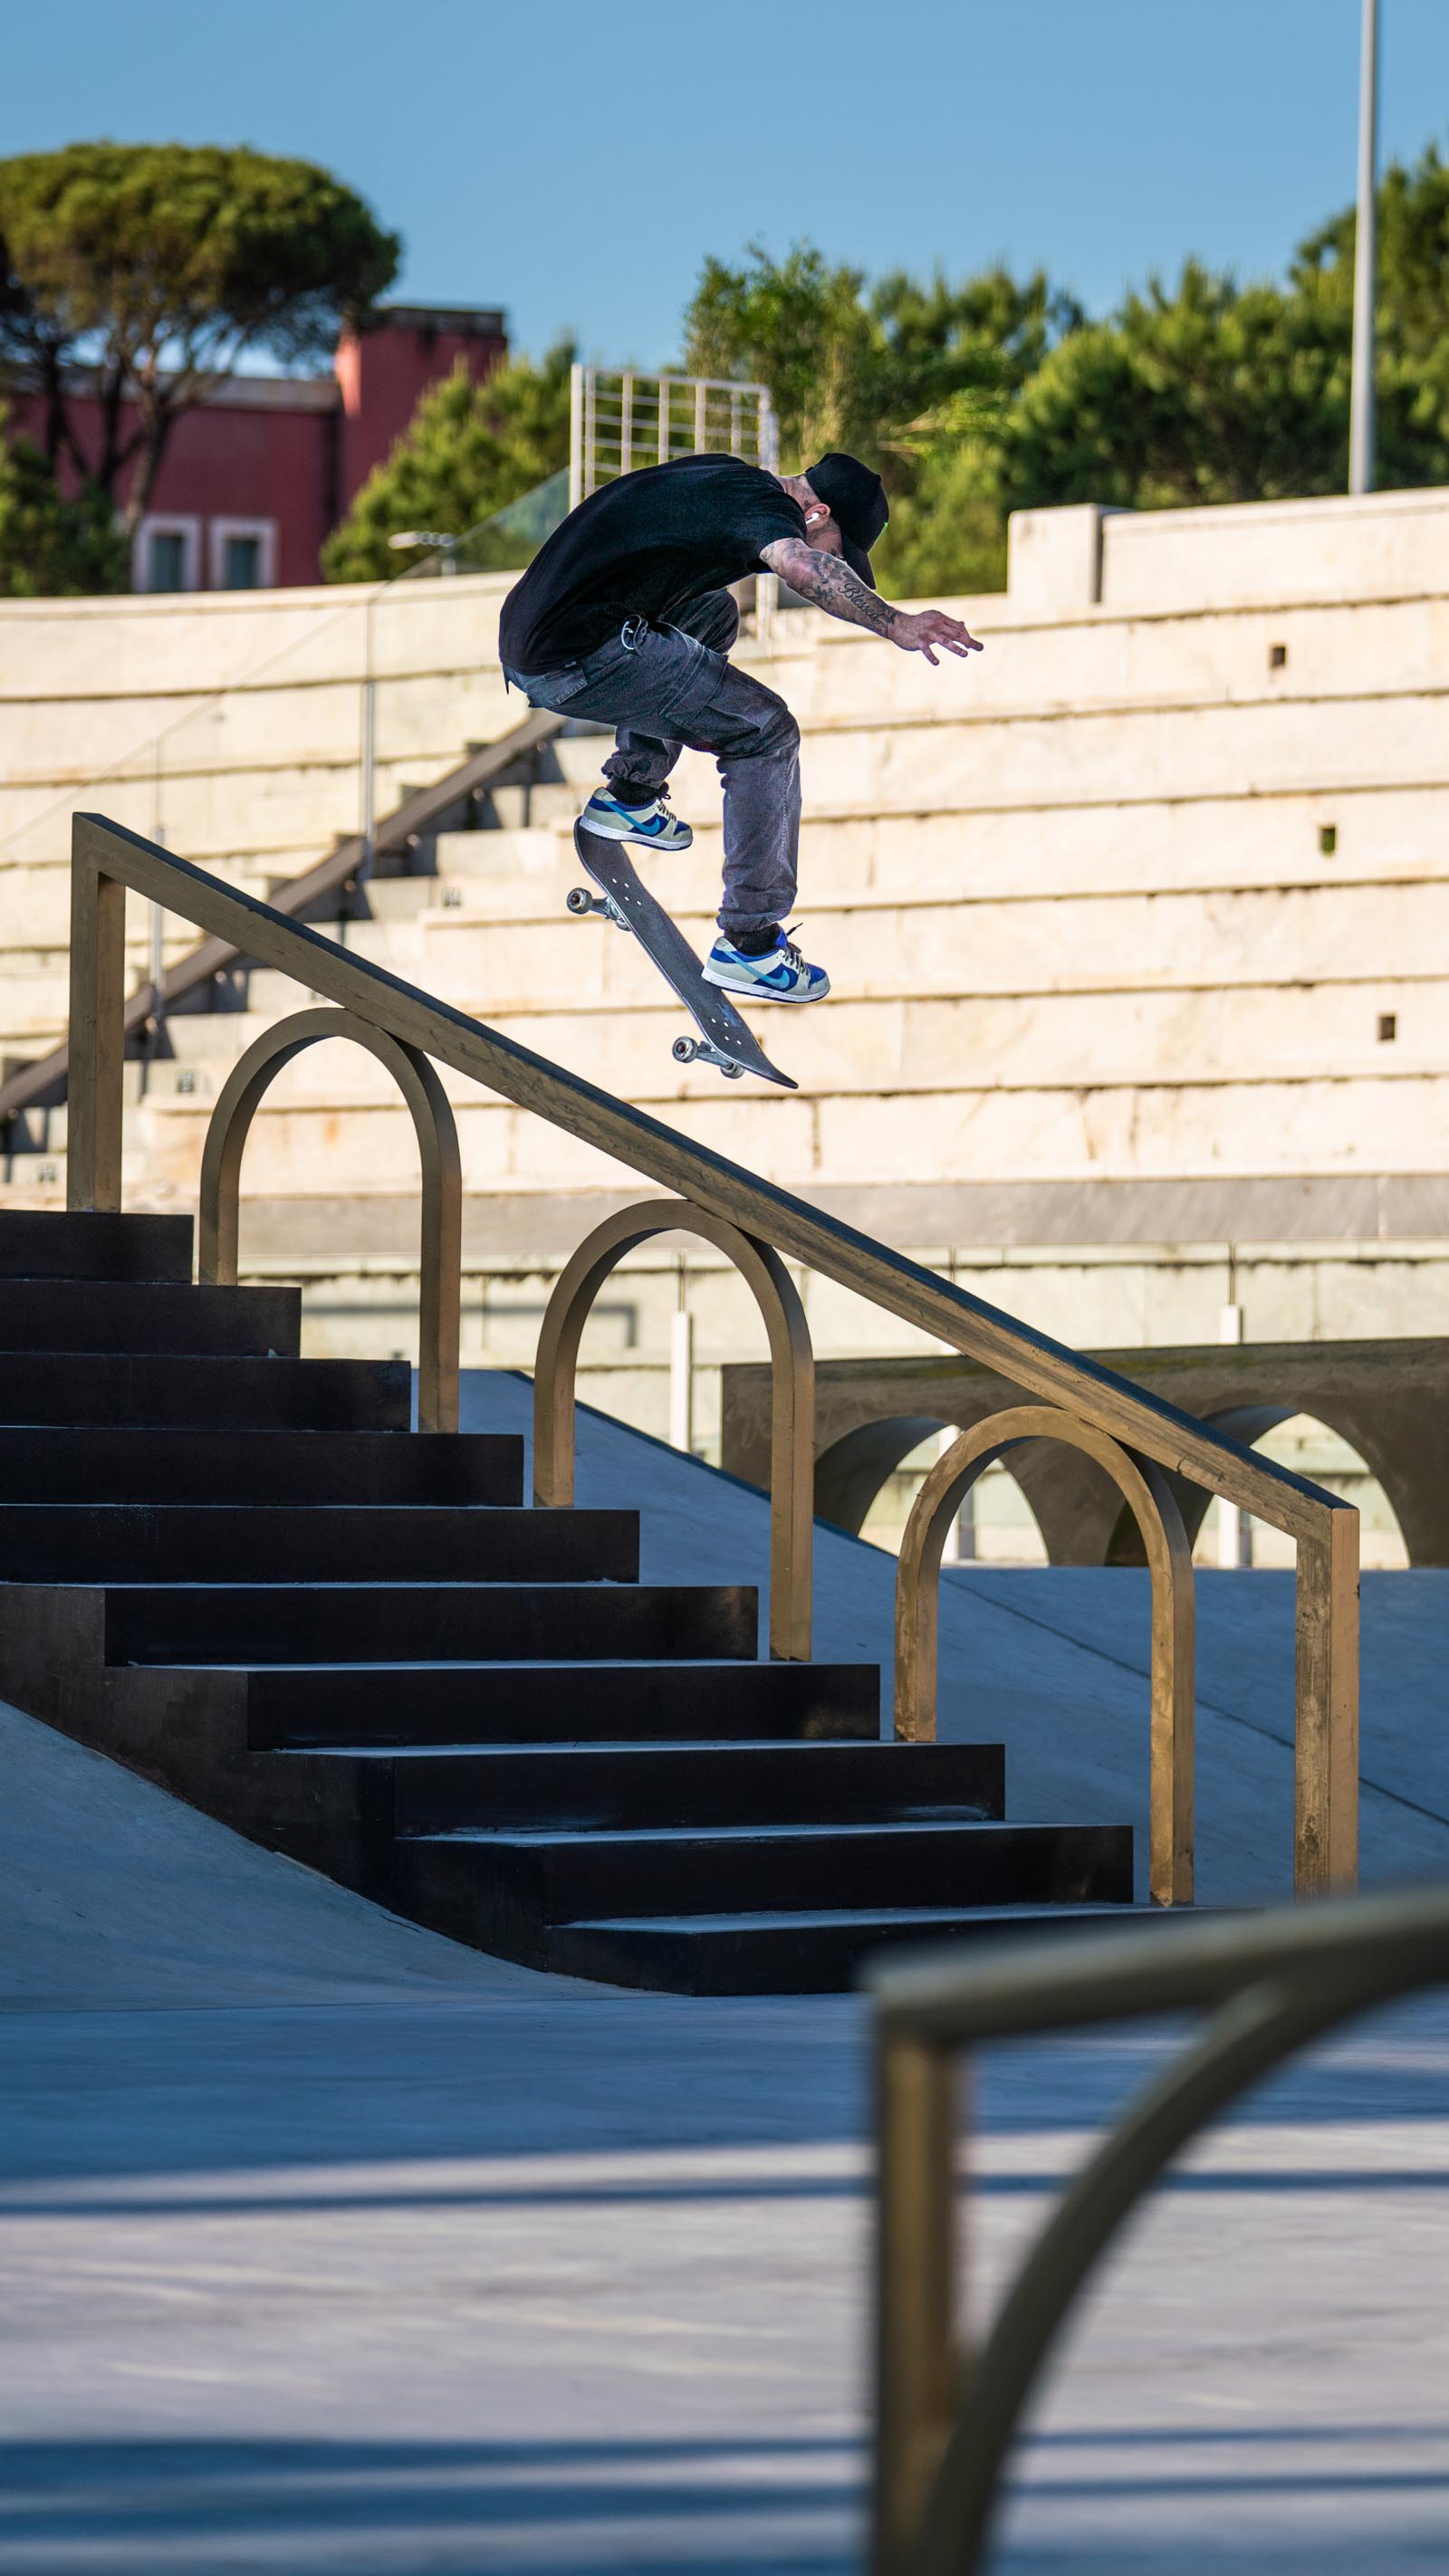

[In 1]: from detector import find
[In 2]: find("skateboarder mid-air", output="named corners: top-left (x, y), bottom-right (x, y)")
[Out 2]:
top-left (499, 450), bottom-right (982, 1001)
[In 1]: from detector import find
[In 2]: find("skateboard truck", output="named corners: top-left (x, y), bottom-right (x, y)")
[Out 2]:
top-left (566, 884), bottom-right (630, 931)
top-left (672, 1034), bottom-right (744, 1078)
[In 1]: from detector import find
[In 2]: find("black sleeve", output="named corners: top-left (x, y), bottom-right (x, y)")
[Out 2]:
top-left (734, 477), bottom-right (807, 568)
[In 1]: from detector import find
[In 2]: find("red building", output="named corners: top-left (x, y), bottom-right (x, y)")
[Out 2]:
top-left (14, 303), bottom-right (507, 592)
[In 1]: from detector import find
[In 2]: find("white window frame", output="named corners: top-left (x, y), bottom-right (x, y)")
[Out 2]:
top-left (208, 516), bottom-right (277, 592)
top-left (133, 514), bottom-right (201, 594)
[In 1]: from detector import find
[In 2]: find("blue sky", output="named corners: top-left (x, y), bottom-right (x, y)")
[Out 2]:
top-left (4, 0), bottom-right (1448, 368)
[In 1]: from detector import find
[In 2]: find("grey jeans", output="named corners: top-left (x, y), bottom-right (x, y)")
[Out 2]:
top-left (504, 589), bottom-right (800, 945)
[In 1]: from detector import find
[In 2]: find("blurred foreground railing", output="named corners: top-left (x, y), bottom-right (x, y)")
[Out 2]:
top-left (867, 1885), bottom-right (1449, 2575)
top-left (67, 812), bottom-right (1358, 1897)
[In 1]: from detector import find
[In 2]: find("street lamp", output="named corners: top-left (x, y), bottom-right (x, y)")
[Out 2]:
top-left (1349, 0), bottom-right (1380, 496)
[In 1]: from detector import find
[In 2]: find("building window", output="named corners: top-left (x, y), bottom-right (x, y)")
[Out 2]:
top-left (134, 516), bottom-right (201, 593)
top-left (209, 517), bottom-right (277, 591)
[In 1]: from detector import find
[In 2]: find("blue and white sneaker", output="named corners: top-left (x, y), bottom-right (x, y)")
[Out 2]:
top-left (581, 788), bottom-right (692, 852)
top-left (702, 927), bottom-right (830, 1004)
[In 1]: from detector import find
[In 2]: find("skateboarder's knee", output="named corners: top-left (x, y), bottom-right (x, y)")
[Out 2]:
top-left (757, 701), bottom-right (800, 761)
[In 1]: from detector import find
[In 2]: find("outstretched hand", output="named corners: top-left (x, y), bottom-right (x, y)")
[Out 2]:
top-left (889, 608), bottom-right (984, 665)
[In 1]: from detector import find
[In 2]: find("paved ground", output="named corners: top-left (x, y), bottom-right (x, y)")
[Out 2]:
top-left (3, 1394), bottom-right (1447, 2569)
top-left (4, 1700), bottom-right (1448, 2572)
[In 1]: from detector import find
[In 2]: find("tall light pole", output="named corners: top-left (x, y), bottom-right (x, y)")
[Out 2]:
top-left (1349, 0), bottom-right (1380, 495)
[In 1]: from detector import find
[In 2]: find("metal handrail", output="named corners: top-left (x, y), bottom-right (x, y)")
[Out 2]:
top-left (533, 1198), bottom-right (813, 1661)
top-left (197, 1006), bottom-right (462, 1435)
top-left (894, 1409), bottom-right (1195, 1905)
top-left (0, 709), bottom-right (561, 1129)
top-left (66, 811), bottom-right (1359, 1888)
top-left (867, 1884), bottom-right (1449, 2576)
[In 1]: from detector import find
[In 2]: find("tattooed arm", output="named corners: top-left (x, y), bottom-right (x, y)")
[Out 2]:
top-left (760, 537), bottom-right (983, 665)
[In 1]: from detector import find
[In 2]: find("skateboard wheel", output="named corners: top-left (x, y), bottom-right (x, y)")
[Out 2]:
top-left (671, 1036), bottom-right (697, 1064)
top-left (566, 886), bottom-right (593, 915)
top-left (722, 1064), bottom-right (744, 1079)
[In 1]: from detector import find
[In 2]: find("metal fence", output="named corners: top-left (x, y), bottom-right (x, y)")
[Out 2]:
top-left (568, 366), bottom-right (779, 510)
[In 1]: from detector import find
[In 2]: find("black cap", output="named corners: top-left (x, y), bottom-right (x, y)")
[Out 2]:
top-left (804, 452), bottom-right (889, 589)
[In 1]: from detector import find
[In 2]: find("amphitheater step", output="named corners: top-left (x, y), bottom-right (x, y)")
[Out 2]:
top-left (0, 1502), bottom-right (638, 1585)
top-left (0, 1426), bottom-right (523, 1506)
top-left (104, 1580), bottom-right (759, 1666)
top-left (238, 1658), bottom-right (883, 1749)
top-left (0, 1351), bottom-right (410, 1430)
top-left (546, 1903), bottom-right (1180, 1996)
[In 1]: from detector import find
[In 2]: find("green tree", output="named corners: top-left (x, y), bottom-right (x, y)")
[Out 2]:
top-left (0, 142), bottom-right (398, 535)
top-left (1294, 140), bottom-right (1449, 360)
top-left (683, 243), bottom-right (880, 466)
top-left (0, 405), bottom-right (126, 596)
top-left (322, 338), bottom-right (575, 581)
top-left (681, 241), bottom-right (1076, 592)
top-left (993, 262), bottom-right (1354, 512)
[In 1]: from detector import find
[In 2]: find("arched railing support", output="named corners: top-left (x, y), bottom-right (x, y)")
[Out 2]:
top-left (871, 1886), bottom-right (1449, 2576)
top-left (533, 1197), bottom-right (814, 1661)
top-left (197, 1006), bottom-right (462, 1432)
top-left (894, 1403), bottom-right (1195, 1907)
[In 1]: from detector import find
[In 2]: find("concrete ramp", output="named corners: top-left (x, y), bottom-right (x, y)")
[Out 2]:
top-left (457, 1372), bottom-right (1449, 1909)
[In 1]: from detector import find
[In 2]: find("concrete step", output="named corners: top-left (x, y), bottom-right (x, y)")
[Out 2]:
top-left (547, 1901), bottom-right (1184, 1995)
top-left (379, 1738), bottom-right (1003, 1834)
top-left (0, 1277), bottom-right (301, 1355)
top-left (749, 687), bottom-right (1449, 815)
top-left (435, 788), bottom-right (1449, 911)
top-left (242, 1658), bottom-right (882, 1750)
top-left (0, 1211), bottom-right (194, 1284)
top-left (139, 982), bottom-right (1444, 1106)
top-left (393, 1816), bottom-right (1134, 1961)
top-left (0, 1501), bottom-right (638, 1585)
top-left (0, 1351), bottom-right (410, 1431)
top-left (106, 1580), bottom-right (759, 1666)
top-left (395, 877), bottom-right (1449, 1008)
top-left (126, 1058), bottom-right (1433, 1202)
top-left (0, 1426), bottom-right (522, 1506)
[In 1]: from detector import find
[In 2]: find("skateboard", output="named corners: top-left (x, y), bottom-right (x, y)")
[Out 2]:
top-left (567, 822), bottom-right (797, 1090)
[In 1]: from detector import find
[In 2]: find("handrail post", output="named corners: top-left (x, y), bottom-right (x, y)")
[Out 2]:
top-left (1294, 1503), bottom-right (1360, 1893)
top-left (874, 2024), bottom-right (957, 2576)
top-left (66, 830), bottom-right (126, 1211)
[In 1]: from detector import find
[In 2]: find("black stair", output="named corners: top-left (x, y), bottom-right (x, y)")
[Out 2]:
top-left (0, 1208), bottom-right (1146, 1995)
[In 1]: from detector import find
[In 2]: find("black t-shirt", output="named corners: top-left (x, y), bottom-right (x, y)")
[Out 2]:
top-left (499, 455), bottom-right (805, 675)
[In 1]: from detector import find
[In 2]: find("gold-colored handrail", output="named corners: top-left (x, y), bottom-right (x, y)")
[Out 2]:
top-left (532, 1198), bottom-right (813, 1661)
top-left (868, 1886), bottom-right (1449, 2576)
top-left (196, 1006), bottom-right (462, 1434)
top-left (893, 1406), bottom-right (1195, 1906)
top-left (65, 811), bottom-right (1359, 1892)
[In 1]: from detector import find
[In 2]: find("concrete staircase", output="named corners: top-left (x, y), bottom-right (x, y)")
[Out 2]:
top-left (0, 1205), bottom-right (1143, 1994)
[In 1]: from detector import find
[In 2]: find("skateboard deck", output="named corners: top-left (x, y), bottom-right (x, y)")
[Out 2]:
top-left (568, 823), bottom-right (797, 1090)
